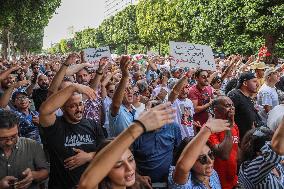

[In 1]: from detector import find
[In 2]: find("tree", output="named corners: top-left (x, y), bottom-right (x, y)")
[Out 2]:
top-left (0, 0), bottom-right (61, 57)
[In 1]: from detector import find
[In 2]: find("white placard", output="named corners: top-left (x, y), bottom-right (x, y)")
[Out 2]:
top-left (169, 41), bottom-right (216, 71)
top-left (147, 51), bottom-right (159, 58)
top-left (83, 46), bottom-right (112, 68)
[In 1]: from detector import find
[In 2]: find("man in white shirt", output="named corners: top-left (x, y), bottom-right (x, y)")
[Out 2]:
top-left (168, 71), bottom-right (195, 138)
top-left (257, 68), bottom-right (280, 122)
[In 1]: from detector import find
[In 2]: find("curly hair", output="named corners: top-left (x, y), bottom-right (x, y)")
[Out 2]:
top-left (240, 127), bottom-right (274, 163)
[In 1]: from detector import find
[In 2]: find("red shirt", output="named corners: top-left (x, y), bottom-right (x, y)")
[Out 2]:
top-left (188, 85), bottom-right (213, 125)
top-left (208, 124), bottom-right (239, 189)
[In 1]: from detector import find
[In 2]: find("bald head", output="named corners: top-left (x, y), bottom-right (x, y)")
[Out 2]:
top-left (213, 96), bottom-right (235, 120)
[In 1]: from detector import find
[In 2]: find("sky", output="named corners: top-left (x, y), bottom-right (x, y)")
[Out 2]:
top-left (43, 0), bottom-right (105, 49)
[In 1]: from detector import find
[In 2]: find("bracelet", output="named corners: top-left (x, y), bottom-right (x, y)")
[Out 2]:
top-left (204, 125), bottom-right (213, 134)
top-left (133, 120), bottom-right (147, 133)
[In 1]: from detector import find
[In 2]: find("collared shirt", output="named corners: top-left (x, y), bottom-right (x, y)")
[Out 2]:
top-left (238, 142), bottom-right (284, 189)
top-left (0, 137), bottom-right (48, 189)
top-left (13, 110), bottom-right (41, 143)
top-left (133, 123), bottom-right (182, 182)
top-left (83, 97), bottom-right (104, 126)
top-left (168, 166), bottom-right (222, 189)
top-left (108, 105), bottom-right (137, 137)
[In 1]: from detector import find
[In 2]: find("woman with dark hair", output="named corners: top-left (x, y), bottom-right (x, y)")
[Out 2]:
top-left (78, 102), bottom-right (176, 189)
top-left (238, 117), bottom-right (284, 188)
top-left (95, 140), bottom-right (151, 189)
top-left (168, 118), bottom-right (231, 188)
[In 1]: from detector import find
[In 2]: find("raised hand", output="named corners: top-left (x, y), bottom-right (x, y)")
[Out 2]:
top-left (13, 80), bottom-right (30, 88)
top-left (137, 102), bottom-right (176, 132)
top-left (204, 118), bottom-right (230, 133)
top-left (73, 83), bottom-right (97, 100)
top-left (65, 53), bottom-right (80, 66)
top-left (119, 56), bottom-right (130, 77)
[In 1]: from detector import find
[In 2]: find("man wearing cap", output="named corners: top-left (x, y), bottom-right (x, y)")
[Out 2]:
top-left (257, 68), bottom-right (280, 122)
top-left (12, 91), bottom-right (41, 143)
top-left (250, 62), bottom-right (267, 91)
top-left (228, 72), bottom-right (263, 140)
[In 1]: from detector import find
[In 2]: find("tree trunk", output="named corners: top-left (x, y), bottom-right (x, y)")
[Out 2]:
top-left (125, 43), bottom-right (128, 54)
top-left (264, 34), bottom-right (278, 64)
top-left (1, 28), bottom-right (9, 59)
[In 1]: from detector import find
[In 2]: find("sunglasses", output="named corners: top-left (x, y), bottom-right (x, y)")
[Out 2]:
top-left (197, 151), bottom-right (215, 165)
top-left (201, 75), bottom-right (209, 79)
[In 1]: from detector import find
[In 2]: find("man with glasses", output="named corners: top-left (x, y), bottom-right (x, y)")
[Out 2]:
top-left (0, 110), bottom-right (48, 189)
top-left (12, 91), bottom-right (41, 143)
top-left (188, 69), bottom-right (214, 125)
top-left (208, 96), bottom-right (239, 189)
top-left (39, 83), bottom-right (105, 189)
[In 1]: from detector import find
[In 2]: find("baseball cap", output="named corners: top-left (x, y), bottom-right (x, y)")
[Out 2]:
top-left (236, 72), bottom-right (256, 89)
top-left (264, 68), bottom-right (277, 80)
top-left (12, 89), bottom-right (28, 101)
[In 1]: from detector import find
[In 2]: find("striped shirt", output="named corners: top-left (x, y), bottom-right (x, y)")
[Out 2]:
top-left (238, 142), bottom-right (284, 189)
top-left (168, 166), bottom-right (222, 189)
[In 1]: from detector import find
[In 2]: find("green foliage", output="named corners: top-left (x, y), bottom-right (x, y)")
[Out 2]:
top-left (0, 0), bottom-right (61, 55)
top-left (48, 0), bottom-right (284, 58)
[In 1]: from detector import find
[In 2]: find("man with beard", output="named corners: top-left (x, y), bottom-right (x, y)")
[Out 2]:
top-left (31, 74), bottom-right (50, 111)
top-left (39, 81), bottom-right (105, 189)
top-left (108, 56), bottom-right (138, 137)
top-left (75, 58), bottom-right (107, 127)
top-left (208, 96), bottom-right (239, 189)
top-left (228, 72), bottom-right (263, 140)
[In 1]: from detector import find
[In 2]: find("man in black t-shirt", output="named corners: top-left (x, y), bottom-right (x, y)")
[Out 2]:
top-left (32, 74), bottom-right (49, 111)
top-left (39, 54), bottom-right (105, 189)
top-left (228, 72), bottom-right (263, 140)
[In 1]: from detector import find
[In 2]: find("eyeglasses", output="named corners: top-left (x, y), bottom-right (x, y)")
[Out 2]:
top-left (15, 96), bottom-right (28, 101)
top-left (197, 151), bottom-right (215, 165)
top-left (0, 134), bottom-right (18, 143)
top-left (201, 75), bottom-right (209, 79)
top-left (133, 91), bottom-right (140, 96)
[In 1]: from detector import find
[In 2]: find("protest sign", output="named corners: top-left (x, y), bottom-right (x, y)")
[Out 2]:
top-left (169, 41), bottom-right (216, 71)
top-left (147, 51), bottom-right (159, 58)
top-left (83, 46), bottom-right (112, 69)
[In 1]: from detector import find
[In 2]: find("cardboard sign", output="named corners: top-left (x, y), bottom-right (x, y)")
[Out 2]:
top-left (147, 51), bottom-right (159, 58)
top-left (83, 46), bottom-right (112, 69)
top-left (169, 41), bottom-right (216, 71)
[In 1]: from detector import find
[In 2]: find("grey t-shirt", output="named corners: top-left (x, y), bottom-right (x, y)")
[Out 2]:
top-left (0, 137), bottom-right (48, 189)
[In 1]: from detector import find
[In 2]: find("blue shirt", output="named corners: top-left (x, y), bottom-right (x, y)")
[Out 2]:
top-left (108, 105), bottom-right (137, 137)
top-left (168, 166), bottom-right (222, 189)
top-left (13, 110), bottom-right (41, 143)
top-left (133, 122), bottom-right (182, 182)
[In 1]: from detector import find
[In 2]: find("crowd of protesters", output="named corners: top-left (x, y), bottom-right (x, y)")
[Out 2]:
top-left (0, 48), bottom-right (284, 189)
